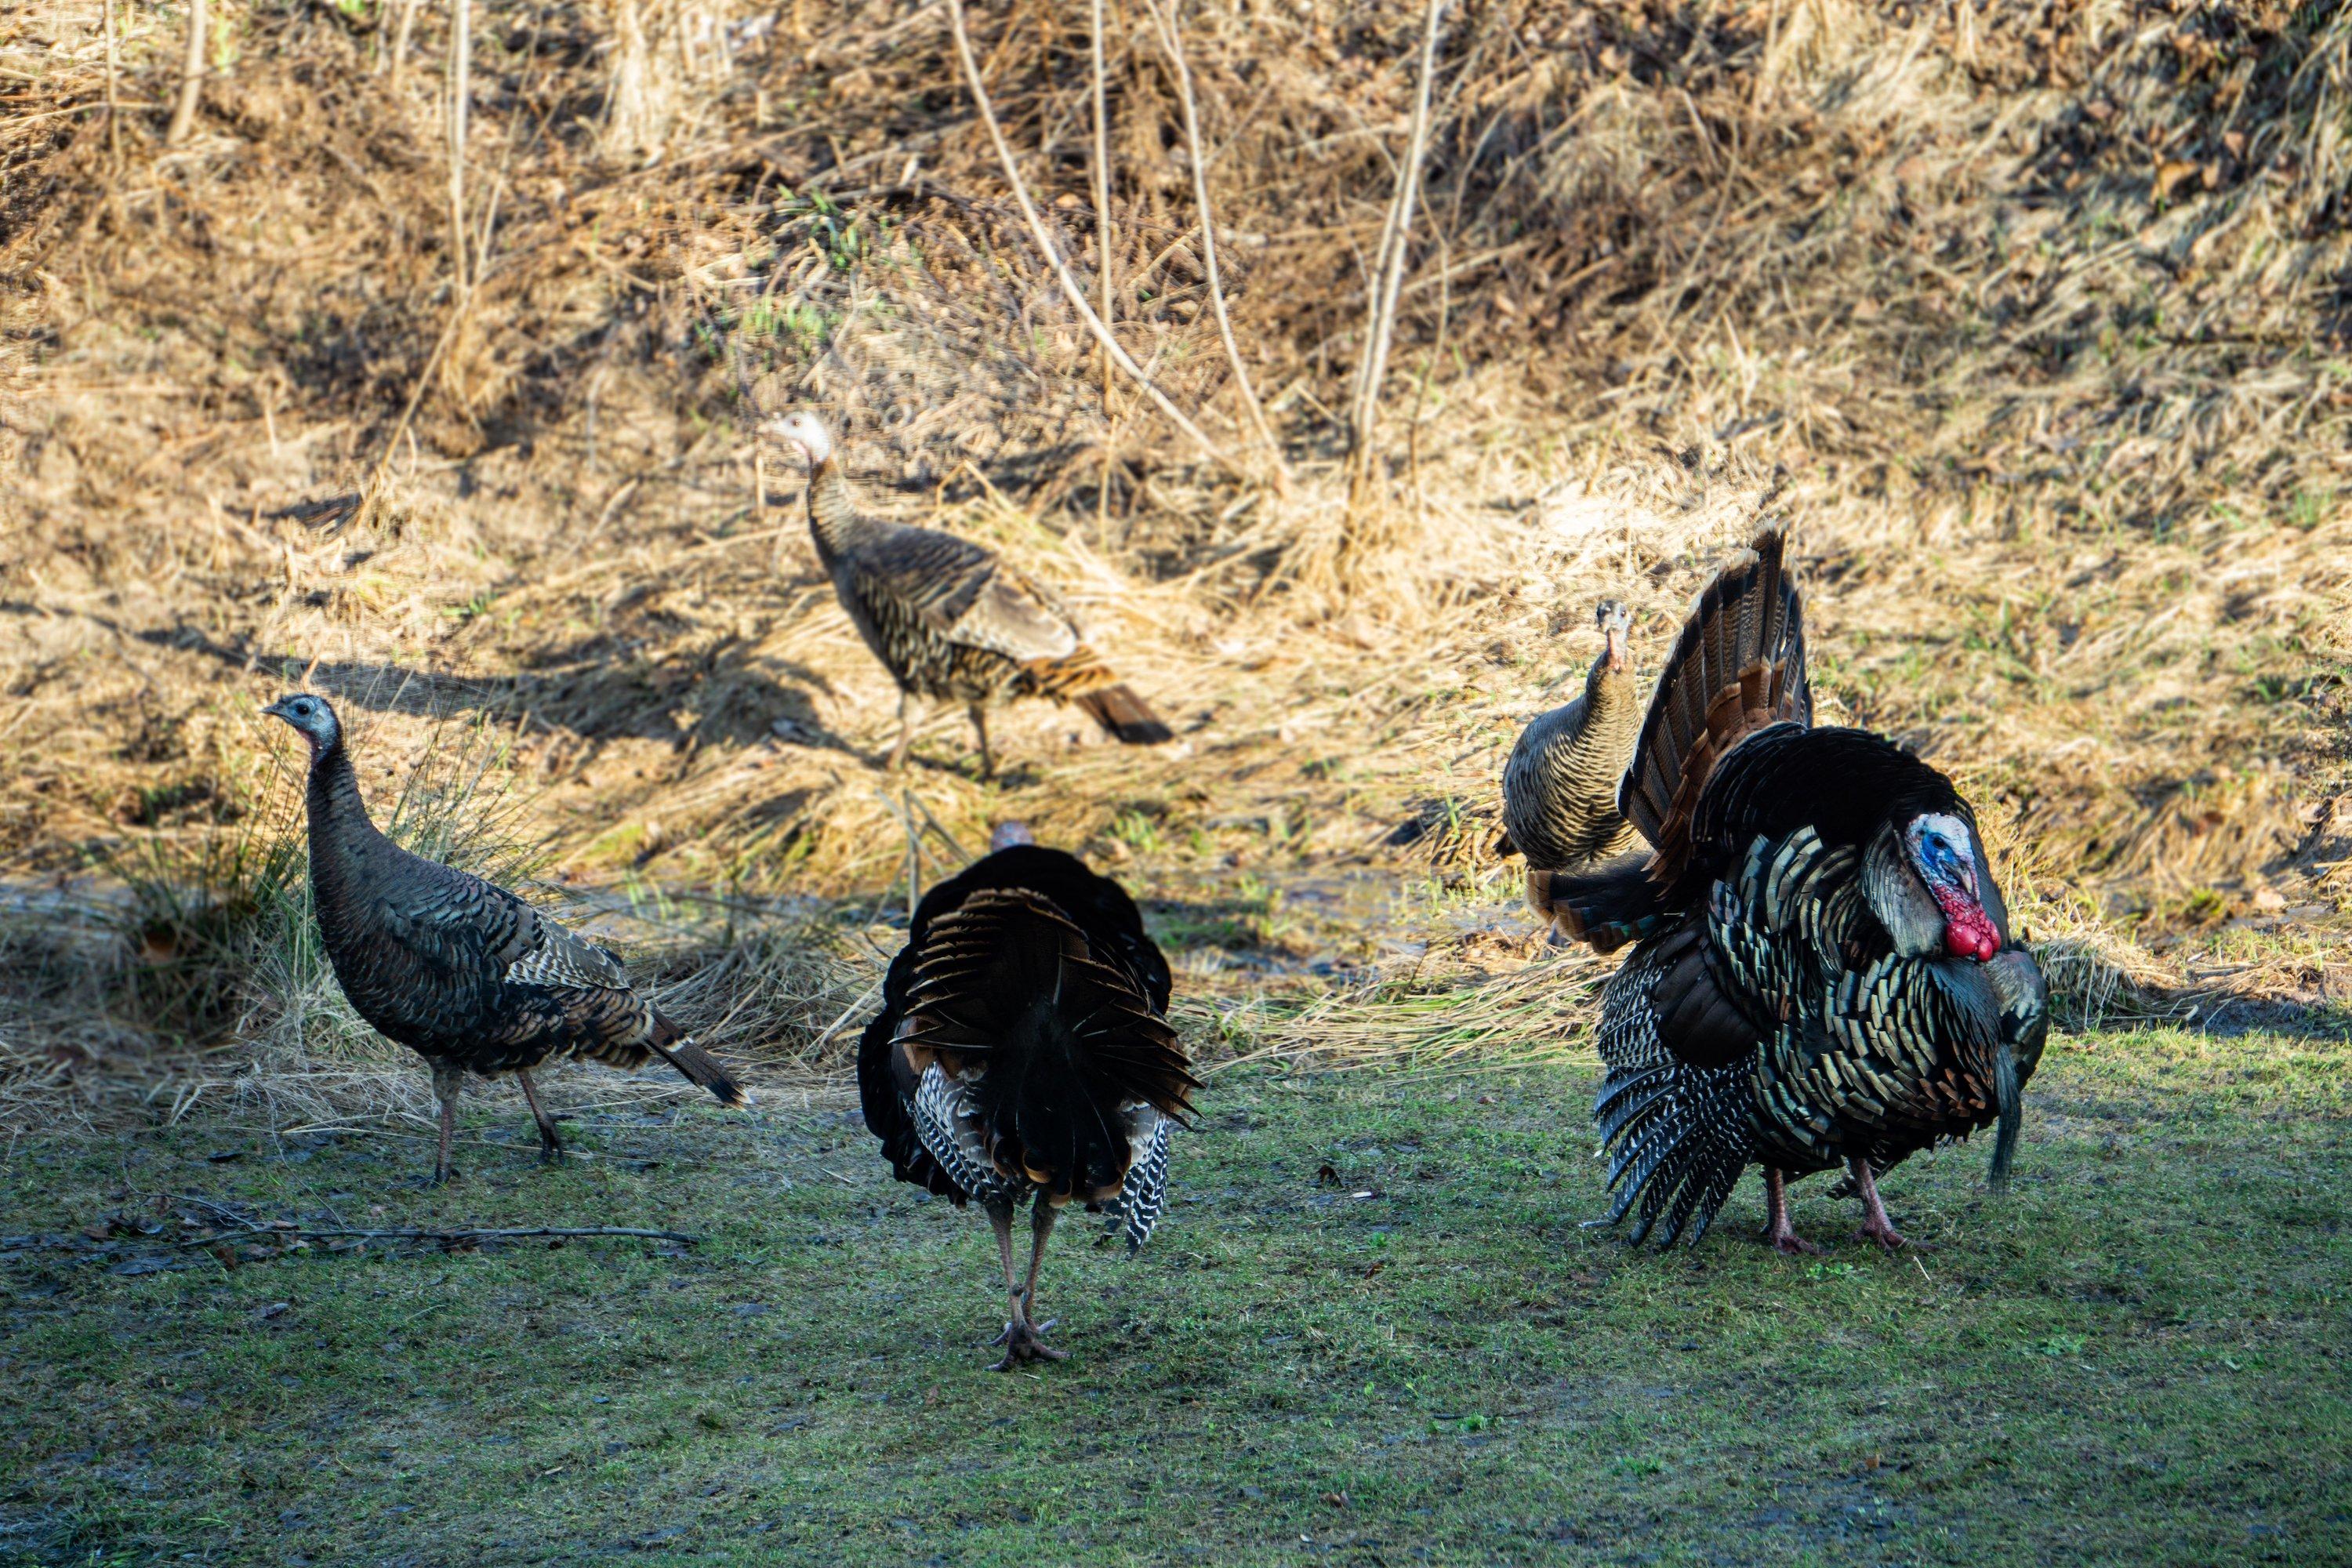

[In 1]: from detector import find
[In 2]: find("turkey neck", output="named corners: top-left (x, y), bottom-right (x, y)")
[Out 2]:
top-left (304, 741), bottom-right (394, 935)
top-left (804, 456), bottom-right (878, 558)
top-left (1583, 645), bottom-right (1635, 723)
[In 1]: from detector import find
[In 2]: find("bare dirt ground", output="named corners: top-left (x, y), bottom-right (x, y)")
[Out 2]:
top-left (2, 0), bottom-right (2348, 1129)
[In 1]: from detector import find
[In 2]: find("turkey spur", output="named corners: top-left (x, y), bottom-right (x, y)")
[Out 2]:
top-left (265, 695), bottom-right (746, 1184)
top-left (1537, 531), bottom-right (2049, 1253)
top-left (764, 412), bottom-right (1174, 778)
top-left (858, 823), bottom-right (1197, 1370)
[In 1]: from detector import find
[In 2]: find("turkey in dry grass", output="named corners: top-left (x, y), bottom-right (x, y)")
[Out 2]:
top-left (858, 822), bottom-right (1196, 1370)
top-left (763, 412), bottom-right (1174, 779)
top-left (263, 695), bottom-right (746, 1185)
top-left (1535, 532), bottom-right (2049, 1253)
top-left (1502, 599), bottom-right (1643, 902)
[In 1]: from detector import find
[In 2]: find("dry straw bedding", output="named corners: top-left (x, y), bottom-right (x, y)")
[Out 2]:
top-left (1, 0), bottom-right (2347, 1125)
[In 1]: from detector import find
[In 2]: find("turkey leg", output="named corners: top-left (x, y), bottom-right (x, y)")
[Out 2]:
top-left (986, 1192), bottom-right (1067, 1370)
top-left (515, 1068), bottom-right (564, 1163)
top-left (887, 691), bottom-right (916, 772)
top-left (1761, 1167), bottom-right (1820, 1256)
top-left (967, 702), bottom-right (994, 780)
top-left (984, 1196), bottom-right (1039, 1370)
top-left (430, 1061), bottom-right (465, 1185)
top-left (1849, 1156), bottom-right (1910, 1250)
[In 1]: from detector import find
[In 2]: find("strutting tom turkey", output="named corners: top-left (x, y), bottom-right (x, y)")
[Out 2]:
top-left (764, 412), bottom-right (1174, 778)
top-left (1534, 532), bottom-right (2049, 1252)
top-left (263, 695), bottom-right (746, 1183)
top-left (858, 823), bottom-right (1197, 1369)
top-left (1504, 600), bottom-right (1643, 914)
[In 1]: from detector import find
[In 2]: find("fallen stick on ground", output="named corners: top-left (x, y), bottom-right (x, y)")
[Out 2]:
top-left (191, 1225), bottom-right (703, 1247)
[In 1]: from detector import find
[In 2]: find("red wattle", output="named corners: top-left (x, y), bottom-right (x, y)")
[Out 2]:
top-left (1932, 890), bottom-right (2001, 961)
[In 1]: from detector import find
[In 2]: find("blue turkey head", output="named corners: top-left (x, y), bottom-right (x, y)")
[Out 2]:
top-left (263, 693), bottom-right (342, 753)
top-left (1903, 811), bottom-right (2000, 962)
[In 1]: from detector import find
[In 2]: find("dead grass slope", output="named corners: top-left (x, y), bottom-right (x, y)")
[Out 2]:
top-left (1, 0), bottom-right (2347, 1112)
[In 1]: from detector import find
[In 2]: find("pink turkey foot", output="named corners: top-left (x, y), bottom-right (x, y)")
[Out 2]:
top-left (1760, 1167), bottom-right (1821, 1255)
top-left (1854, 1214), bottom-right (1910, 1250)
top-left (1847, 1156), bottom-right (1916, 1250)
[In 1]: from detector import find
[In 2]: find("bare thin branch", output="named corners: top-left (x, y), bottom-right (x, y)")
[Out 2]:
top-left (448, 0), bottom-right (473, 292)
top-left (165, 0), bottom-right (208, 145)
top-left (194, 1225), bottom-right (704, 1247)
top-left (1088, 0), bottom-right (1115, 414)
top-left (1348, 0), bottom-right (1448, 499)
top-left (1143, 0), bottom-right (1290, 495)
top-left (388, 0), bottom-right (423, 85)
top-left (102, 0), bottom-right (121, 162)
top-left (1089, 0), bottom-right (1116, 536)
top-left (943, 0), bottom-right (1241, 481)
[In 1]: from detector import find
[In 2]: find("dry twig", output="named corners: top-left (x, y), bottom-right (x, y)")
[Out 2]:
top-left (230, 1225), bottom-right (702, 1246)
top-left (1347, 0), bottom-right (1447, 509)
top-left (165, 0), bottom-right (209, 145)
top-left (943, 0), bottom-right (1242, 481)
top-left (448, 0), bottom-right (473, 291)
top-left (1143, 0), bottom-right (1290, 494)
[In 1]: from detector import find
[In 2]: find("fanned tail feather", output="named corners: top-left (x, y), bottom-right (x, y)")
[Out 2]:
top-left (1616, 528), bottom-right (1810, 895)
top-left (1073, 682), bottom-right (1175, 746)
top-left (901, 889), bottom-right (1196, 1199)
top-left (648, 1011), bottom-right (749, 1107)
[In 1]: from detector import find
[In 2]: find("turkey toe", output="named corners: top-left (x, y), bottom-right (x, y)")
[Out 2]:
top-left (989, 1321), bottom-right (1069, 1370)
top-left (1854, 1217), bottom-right (1911, 1250)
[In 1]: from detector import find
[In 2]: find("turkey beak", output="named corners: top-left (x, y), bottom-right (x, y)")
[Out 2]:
top-left (262, 698), bottom-right (296, 728)
top-left (756, 418), bottom-right (801, 462)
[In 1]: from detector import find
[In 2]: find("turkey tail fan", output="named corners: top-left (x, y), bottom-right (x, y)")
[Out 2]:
top-left (648, 1011), bottom-right (750, 1107)
top-left (1073, 683), bottom-right (1176, 746)
top-left (1528, 851), bottom-right (1668, 953)
top-left (901, 889), bottom-right (1196, 1199)
top-left (1619, 528), bottom-right (1810, 893)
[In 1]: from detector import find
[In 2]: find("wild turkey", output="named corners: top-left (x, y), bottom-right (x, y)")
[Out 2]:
top-left (762, 412), bottom-right (1174, 777)
top-left (1505, 599), bottom-right (1642, 904)
top-left (263, 695), bottom-right (746, 1184)
top-left (1535, 532), bottom-right (2049, 1252)
top-left (858, 822), bottom-right (1197, 1369)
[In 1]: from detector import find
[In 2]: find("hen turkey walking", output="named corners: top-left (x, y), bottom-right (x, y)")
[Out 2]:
top-left (1505, 600), bottom-right (1642, 902)
top-left (858, 823), bottom-right (1196, 1369)
top-left (1534, 532), bottom-right (2048, 1252)
top-left (764, 412), bottom-right (1173, 777)
top-left (264, 695), bottom-right (746, 1183)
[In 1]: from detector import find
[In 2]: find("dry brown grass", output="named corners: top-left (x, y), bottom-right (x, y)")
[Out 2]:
top-left (2, 0), bottom-right (2348, 1124)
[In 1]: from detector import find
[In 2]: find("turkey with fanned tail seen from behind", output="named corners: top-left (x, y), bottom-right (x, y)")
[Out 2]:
top-left (858, 822), bottom-right (1197, 1370)
top-left (263, 695), bottom-right (747, 1185)
top-left (1535, 530), bottom-right (2049, 1253)
top-left (764, 412), bottom-right (1174, 779)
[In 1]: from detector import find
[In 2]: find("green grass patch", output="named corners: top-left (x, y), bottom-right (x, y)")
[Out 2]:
top-left (2, 1029), bottom-right (2347, 1565)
